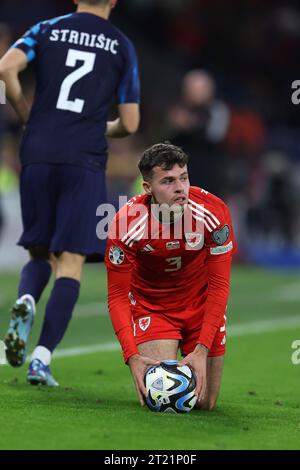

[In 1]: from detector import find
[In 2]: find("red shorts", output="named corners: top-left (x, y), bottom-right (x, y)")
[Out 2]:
top-left (130, 298), bottom-right (226, 357)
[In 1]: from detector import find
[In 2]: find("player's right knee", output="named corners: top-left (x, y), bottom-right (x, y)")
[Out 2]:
top-left (196, 398), bottom-right (216, 411)
top-left (29, 246), bottom-right (50, 260)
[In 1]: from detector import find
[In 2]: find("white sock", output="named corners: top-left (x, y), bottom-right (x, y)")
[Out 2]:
top-left (31, 346), bottom-right (51, 366)
top-left (19, 294), bottom-right (36, 316)
top-left (0, 340), bottom-right (7, 365)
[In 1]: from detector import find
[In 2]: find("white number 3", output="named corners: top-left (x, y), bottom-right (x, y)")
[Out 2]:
top-left (165, 257), bottom-right (182, 272)
top-left (56, 49), bottom-right (96, 114)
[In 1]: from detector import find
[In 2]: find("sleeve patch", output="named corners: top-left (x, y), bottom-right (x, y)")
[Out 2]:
top-left (211, 224), bottom-right (230, 245)
top-left (109, 246), bottom-right (125, 265)
top-left (210, 241), bottom-right (233, 255)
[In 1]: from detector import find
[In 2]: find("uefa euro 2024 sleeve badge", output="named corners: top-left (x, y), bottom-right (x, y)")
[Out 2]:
top-left (212, 225), bottom-right (230, 245)
top-left (109, 246), bottom-right (125, 265)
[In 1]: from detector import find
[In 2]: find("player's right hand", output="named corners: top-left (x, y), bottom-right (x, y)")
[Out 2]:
top-left (128, 354), bottom-right (160, 407)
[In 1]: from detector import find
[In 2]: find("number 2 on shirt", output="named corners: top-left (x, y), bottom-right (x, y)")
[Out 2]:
top-left (56, 49), bottom-right (96, 113)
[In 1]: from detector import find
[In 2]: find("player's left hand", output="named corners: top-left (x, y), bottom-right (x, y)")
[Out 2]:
top-left (177, 344), bottom-right (208, 402)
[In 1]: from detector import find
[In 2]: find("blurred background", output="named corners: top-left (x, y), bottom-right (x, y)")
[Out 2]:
top-left (0, 0), bottom-right (300, 269)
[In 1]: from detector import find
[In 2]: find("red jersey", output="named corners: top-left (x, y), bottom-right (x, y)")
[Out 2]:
top-left (105, 186), bottom-right (236, 362)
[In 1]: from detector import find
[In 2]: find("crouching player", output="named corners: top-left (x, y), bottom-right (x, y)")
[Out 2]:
top-left (105, 143), bottom-right (236, 409)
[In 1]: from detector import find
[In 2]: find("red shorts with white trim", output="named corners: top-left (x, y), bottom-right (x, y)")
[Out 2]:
top-left (130, 301), bottom-right (226, 357)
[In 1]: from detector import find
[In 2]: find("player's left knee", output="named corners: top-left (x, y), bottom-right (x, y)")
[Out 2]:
top-left (29, 246), bottom-right (50, 260)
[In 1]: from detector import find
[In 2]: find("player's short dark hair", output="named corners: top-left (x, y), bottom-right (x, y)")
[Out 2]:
top-left (78, 0), bottom-right (110, 6)
top-left (139, 143), bottom-right (189, 181)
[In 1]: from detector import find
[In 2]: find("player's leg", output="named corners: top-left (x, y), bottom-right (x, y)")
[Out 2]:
top-left (138, 339), bottom-right (179, 361)
top-left (18, 246), bottom-right (52, 303)
top-left (196, 355), bottom-right (224, 411)
top-left (14, 164), bottom-right (56, 306)
top-left (132, 303), bottom-right (182, 361)
top-left (28, 251), bottom-right (85, 386)
top-left (5, 246), bottom-right (53, 367)
top-left (181, 309), bottom-right (226, 411)
top-left (28, 165), bottom-right (106, 386)
top-left (5, 164), bottom-right (56, 367)
top-left (196, 312), bottom-right (227, 410)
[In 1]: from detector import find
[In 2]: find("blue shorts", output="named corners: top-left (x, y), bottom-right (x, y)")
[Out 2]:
top-left (18, 164), bottom-right (107, 256)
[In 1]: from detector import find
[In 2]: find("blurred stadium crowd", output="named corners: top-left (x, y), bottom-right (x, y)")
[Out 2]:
top-left (0, 0), bottom-right (299, 267)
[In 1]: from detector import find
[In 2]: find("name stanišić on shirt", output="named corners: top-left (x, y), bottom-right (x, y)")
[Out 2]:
top-left (49, 28), bottom-right (119, 54)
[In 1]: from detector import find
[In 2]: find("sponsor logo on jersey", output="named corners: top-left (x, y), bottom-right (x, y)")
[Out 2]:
top-left (212, 225), bottom-right (230, 245)
top-left (109, 246), bottom-right (125, 265)
top-left (139, 317), bottom-right (151, 331)
top-left (185, 233), bottom-right (204, 249)
top-left (141, 244), bottom-right (155, 253)
top-left (210, 241), bottom-right (233, 255)
top-left (166, 241), bottom-right (180, 250)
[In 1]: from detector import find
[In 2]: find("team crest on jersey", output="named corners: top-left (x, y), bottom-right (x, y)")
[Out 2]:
top-left (185, 233), bottom-right (204, 249)
top-left (109, 246), bottom-right (125, 265)
top-left (166, 241), bottom-right (180, 250)
top-left (212, 225), bottom-right (230, 245)
top-left (139, 317), bottom-right (151, 331)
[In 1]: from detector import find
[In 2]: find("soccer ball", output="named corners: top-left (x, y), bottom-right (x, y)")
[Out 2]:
top-left (144, 360), bottom-right (197, 413)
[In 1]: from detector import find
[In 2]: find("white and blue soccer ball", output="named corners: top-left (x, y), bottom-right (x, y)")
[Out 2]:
top-left (144, 360), bottom-right (197, 414)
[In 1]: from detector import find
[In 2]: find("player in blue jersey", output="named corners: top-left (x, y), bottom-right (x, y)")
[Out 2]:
top-left (0, 0), bottom-right (140, 386)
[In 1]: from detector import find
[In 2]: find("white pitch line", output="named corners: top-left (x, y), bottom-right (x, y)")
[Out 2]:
top-left (52, 314), bottom-right (300, 359)
top-left (273, 283), bottom-right (300, 302)
top-left (53, 342), bottom-right (119, 358)
top-left (228, 315), bottom-right (300, 336)
top-left (73, 302), bottom-right (108, 318)
top-left (1, 315), bottom-right (300, 365)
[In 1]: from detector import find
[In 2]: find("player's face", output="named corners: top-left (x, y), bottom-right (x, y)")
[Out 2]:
top-left (144, 164), bottom-right (190, 207)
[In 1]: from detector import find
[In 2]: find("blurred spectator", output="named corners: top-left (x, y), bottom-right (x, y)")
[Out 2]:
top-left (0, 22), bottom-right (12, 241)
top-left (246, 151), bottom-right (299, 247)
top-left (106, 137), bottom-right (144, 207)
top-left (166, 70), bottom-right (230, 197)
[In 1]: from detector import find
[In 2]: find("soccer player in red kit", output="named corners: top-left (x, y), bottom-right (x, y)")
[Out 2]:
top-left (105, 143), bottom-right (235, 409)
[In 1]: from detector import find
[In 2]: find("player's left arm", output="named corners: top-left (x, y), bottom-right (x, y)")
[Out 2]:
top-left (197, 202), bottom-right (235, 350)
top-left (106, 103), bottom-right (140, 137)
top-left (0, 48), bottom-right (30, 124)
top-left (178, 201), bottom-right (235, 400)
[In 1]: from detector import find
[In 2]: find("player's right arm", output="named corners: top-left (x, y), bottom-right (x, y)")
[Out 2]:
top-left (0, 22), bottom-right (43, 125)
top-left (106, 37), bottom-right (140, 138)
top-left (0, 48), bottom-right (30, 124)
top-left (105, 210), bottom-right (159, 405)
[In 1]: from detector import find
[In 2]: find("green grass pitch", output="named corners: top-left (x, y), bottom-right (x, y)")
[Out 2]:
top-left (0, 265), bottom-right (299, 450)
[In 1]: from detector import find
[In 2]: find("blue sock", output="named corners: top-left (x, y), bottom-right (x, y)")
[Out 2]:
top-left (18, 259), bottom-right (52, 303)
top-left (38, 278), bottom-right (80, 353)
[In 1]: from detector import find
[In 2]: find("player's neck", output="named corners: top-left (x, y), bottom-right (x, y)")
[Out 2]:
top-left (76, 4), bottom-right (111, 20)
